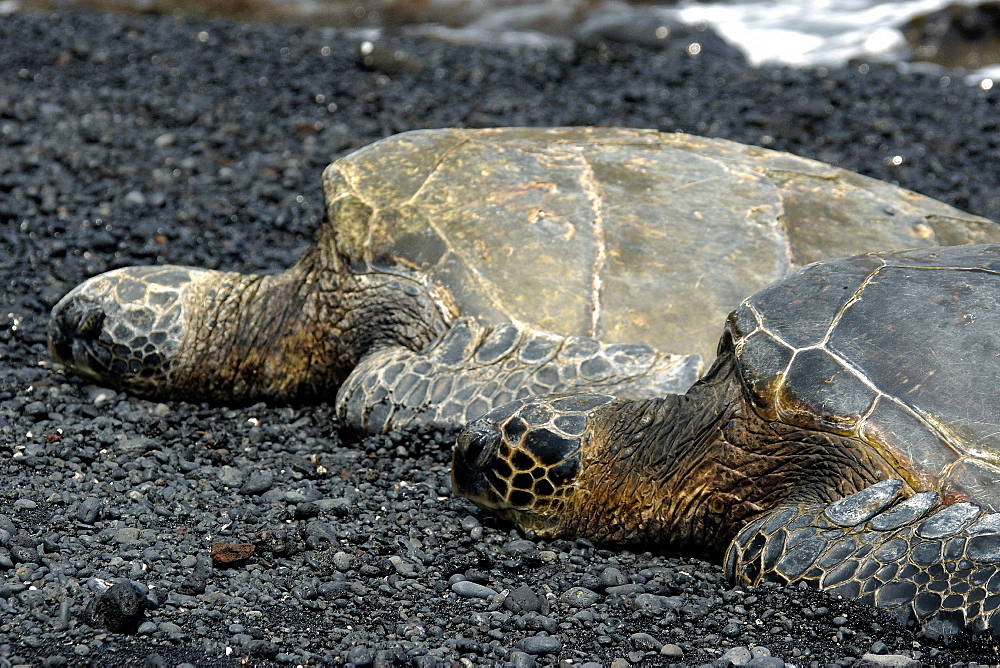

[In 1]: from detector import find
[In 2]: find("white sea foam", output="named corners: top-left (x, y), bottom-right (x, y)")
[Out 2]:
top-left (667, 0), bottom-right (982, 67)
top-left (391, 0), bottom-right (998, 82)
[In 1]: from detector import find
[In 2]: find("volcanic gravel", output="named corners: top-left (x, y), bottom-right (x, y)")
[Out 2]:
top-left (2, 8), bottom-right (1000, 667)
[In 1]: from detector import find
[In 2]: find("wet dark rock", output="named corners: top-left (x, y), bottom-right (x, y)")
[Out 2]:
top-left (357, 40), bottom-right (426, 74)
top-left (903, 2), bottom-right (1000, 69)
top-left (576, 8), bottom-right (746, 63)
top-left (504, 584), bottom-right (544, 613)
top-left (83, 582), bottom-right (149, 634)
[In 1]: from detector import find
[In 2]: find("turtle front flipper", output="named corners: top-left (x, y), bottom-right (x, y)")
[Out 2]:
top-left (725, 479), bottom-right (1000, 640)
top-left (336, 316), bottom-right (701, 435)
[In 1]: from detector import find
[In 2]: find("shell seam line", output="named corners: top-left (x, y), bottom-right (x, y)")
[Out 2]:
top-left (407, 137), bottom-right (516, 324)
top-left (334, 161), bottom-right (381, 266)
top-left (577, 150), bottom-right (605, 339)
top-left (401, 137), bottom-right (471, 208)
top-left (770, 326), bottom-right (959, 458)
top-left (820, 259), bottom-right (886, 347)
top-left (777, 324), bottom-right (965, 484)
top-left (883, 262), bottom-right (1000, 276)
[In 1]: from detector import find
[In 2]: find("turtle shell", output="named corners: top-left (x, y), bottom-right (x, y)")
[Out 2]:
top-left (322, 127), bottom-right (1000, 363)
top-left (729, 244), bottom-right (1000, 509)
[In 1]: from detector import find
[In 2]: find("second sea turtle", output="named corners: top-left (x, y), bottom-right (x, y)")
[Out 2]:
top-left (453, 243), bottom-right (1000, 638)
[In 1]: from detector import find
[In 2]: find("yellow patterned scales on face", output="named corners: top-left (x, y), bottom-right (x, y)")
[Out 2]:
top-left (454, 244), bottom-right (1000, 641)
top-left (48, 128), bottom-right (1000, 436)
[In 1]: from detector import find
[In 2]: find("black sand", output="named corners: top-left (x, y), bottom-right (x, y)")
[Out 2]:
top-left (1, 9), bottom-right (1000, 666)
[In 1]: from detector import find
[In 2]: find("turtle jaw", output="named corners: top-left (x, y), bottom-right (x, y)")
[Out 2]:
top-left (451, 419), bottom-right (509, 509)
top-left (48, 265), bottom-right (201, 397)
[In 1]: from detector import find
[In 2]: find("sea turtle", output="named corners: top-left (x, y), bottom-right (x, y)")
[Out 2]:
top-left (47, 127), bottom-right (1000, 435)
top-left (452, 243), bottom-right (1000, 638)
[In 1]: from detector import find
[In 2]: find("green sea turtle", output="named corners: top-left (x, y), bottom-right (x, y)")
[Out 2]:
top-left (452, 243), bottom-right (1000, 638)
top-left (47, 127), bottom-right (1000, 434)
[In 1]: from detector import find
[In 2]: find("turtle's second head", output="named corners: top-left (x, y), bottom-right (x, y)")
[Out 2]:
top-left (454, 390), bottom-right (743, 549)
top-left (452, 393), bottom-right (619, 538)
top-left (48, 265), bottom-right (217, 398)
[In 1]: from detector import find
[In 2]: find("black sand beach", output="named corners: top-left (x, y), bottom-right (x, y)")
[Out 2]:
top-left (1, 9), bottom-right (1000, 666)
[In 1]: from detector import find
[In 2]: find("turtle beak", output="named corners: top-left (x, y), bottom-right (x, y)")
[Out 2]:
top-left (451, 419), bottom-right (505, 504)
top-left (48, 286), bottom-right (112, 382)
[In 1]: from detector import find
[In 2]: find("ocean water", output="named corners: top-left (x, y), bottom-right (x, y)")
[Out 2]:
top-left (673, 0), bottom-right (975, 66)
top-left (8, 0), bottom-right (998, 80)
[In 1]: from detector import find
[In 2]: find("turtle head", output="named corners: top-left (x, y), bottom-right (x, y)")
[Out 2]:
top-left (454, 389), bottom-right (747, 549)
top-left (48, 265), bottom-right (213, 397)
top-left (452, 393), bottom-right (616, 538)
top-left (49, 250), bottom-right (457, 404)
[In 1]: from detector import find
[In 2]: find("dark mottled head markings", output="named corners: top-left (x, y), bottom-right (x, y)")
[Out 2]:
top-left (452, 393), bottom-right (614, 535)
top-left (48, 266), bottom-right (195, 395)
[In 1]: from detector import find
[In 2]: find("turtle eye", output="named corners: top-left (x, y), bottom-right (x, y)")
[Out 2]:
top-left (77, 306), bottom-right (106, 338)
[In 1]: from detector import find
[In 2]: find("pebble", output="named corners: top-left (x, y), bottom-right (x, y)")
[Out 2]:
top-left (451, 581), bottom-right (498, 599)
top-left (239, 471), bottom-right (274, 495)
top-left (599, 566), bottom-right (627, 587)
top-left (345, 645), bottom-right (373, 665)
top-left (605, 583), bottom-right (644, 596)
top-left (503, 539), bottom-right (540, 560)
top-left (559, 586), bottom-right (601, 607)
top-left (76, 497), bottom-right (103, 523)
top-left (506, 650), bottom-right (535, 667)
top-left (860, 654), bottom-right (921, 667)
top-left (504, 584), bottom-right (543, 613)
top-left (661, 644), bottom-right (683, 657)
top-left (517, 634), bottom-right (562, 655)
top-left (719, 646), bottom-right (753, 666)
top-left (333, 551), bottom-right (353, 572)
top-left (23, 401), bottom-right (48, 420)
top-left (632, 592), bottom-right (682, 614)
top-left (628, 632), bottom-right (662, 651)
top-left (9, 545), bottom-right (39, 564)
top-left (83, 582), bottom-right (148, 634)
top-left (748, 658), bottom-right (785, 668)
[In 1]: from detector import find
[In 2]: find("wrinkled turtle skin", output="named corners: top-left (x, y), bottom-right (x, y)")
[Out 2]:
top-left (454, 244), bottom-right (1000, 639)
top-left (48, 127), bottom-right (1000, 435)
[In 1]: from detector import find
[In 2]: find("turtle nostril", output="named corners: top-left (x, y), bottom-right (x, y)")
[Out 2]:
top-left (457, 421), bottom-right (501, 466)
